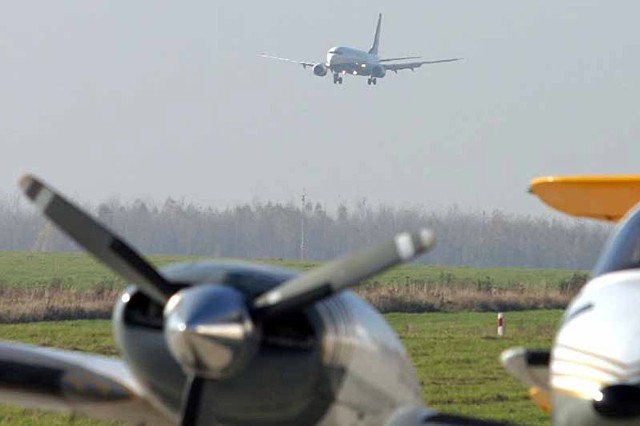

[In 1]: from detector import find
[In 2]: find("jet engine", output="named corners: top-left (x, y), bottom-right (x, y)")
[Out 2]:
top-left (371, 65), bottom-right (386, 78)
top-left (313, 63), bottom-right (328, 77)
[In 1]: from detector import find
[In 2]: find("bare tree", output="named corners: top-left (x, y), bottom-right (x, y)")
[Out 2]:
top-left (0, 195), bottom-right (610, 269)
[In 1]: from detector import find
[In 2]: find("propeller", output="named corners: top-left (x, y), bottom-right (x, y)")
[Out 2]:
top-left (253, 228), bottom-right (435, 317)
top-left (19, 175), bottom-right (174, 305)
top-left (19, 174), bottom-right (437, 426)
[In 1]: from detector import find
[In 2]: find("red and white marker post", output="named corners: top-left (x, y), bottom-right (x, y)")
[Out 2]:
top-left (497, 312), bottom-right (505, 337)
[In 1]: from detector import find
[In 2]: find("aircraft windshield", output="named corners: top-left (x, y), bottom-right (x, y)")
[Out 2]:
top-left (592, 205), bottom-right (640, 277)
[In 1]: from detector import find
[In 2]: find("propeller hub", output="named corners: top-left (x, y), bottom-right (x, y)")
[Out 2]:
top-left (164, 284), bottom-right (258, 379)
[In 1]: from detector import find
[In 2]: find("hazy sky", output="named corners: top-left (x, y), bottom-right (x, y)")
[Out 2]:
top-left (2, 1), bottom-right (639, 216)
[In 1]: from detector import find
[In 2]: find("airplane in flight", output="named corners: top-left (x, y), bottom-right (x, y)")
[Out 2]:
top-left (502, 175), bottom-right (640, 425)
top-left (261, 14), bottom-right (461, 85)
top-left (0, 175), bottom-right (511, 425)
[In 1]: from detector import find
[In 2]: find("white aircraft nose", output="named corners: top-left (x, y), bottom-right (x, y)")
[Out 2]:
top-left (551, 271), bottom-right (640, 425)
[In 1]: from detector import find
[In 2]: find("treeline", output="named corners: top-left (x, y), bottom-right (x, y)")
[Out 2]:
top-left (0, 196), bottom-right (611, 269)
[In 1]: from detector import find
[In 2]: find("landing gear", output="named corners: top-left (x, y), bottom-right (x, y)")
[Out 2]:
top-left (333, 73), bottom-right (343, 85)
top-left (367, 77), bottom-right (377, 86)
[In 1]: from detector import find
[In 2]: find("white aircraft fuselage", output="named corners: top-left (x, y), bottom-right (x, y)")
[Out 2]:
top-left (552, 270), bottom-right (640, 426)
top-left (503, 201), bottom-right (640, 426)
top-left (550, 204), bottom-right (640, 425)
top-left (326, 46), bottom-right (383, 77)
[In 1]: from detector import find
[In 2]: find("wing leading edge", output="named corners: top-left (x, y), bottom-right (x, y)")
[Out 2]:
top-left (378, 56), bottom-right (421, 62)
top-left (260, 54), bottom-right (316, 69)
top-left (0, 340), bottom-right (173, 425)
top-left (384, 58), bottom-right (462, 73)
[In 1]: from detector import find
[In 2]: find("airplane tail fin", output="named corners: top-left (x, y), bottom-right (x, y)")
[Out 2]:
top-left (368, 13), bottom-right (382, 55)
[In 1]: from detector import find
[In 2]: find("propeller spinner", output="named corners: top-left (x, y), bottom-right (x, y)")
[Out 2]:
top-left (164, 284), bottom-right (258, 379)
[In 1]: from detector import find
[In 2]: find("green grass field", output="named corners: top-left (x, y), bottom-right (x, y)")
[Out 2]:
top-left (0, 311), bottom-right (561, 425)
top-left (0, 251), bottom-right (585, 291)
top-left (389, 310), bottom-right (559, 424)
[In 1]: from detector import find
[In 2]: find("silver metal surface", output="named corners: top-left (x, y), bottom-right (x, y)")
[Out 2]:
top-left (164, 284), bottom-right (258, 379)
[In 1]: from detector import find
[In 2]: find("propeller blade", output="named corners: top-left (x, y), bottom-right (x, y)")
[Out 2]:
top-left (180, 376), bottom-right (205, 426)
top-left (253, 229), bottom-right (435, 317)
top-left (19, 175), bottom-right (174, 305)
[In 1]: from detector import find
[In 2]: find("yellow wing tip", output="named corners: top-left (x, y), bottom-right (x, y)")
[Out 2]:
top-left (529, 175), bottom-right (640, 222)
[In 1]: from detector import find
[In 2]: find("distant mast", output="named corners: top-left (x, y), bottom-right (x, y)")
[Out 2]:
top-left (300, 189), bottom-right (306, 260)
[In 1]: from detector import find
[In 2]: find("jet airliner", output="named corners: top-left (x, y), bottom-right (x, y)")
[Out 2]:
top-left (261, 14), bottom-right (461, 85)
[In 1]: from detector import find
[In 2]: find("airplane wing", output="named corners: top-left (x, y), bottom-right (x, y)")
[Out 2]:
top-left (501, 347), bottom-right (552, 414)
top-left (0, 340), bottom-right (173, 425)
top-left (260, 54), bottom-right (316, 69)
top-left (384, 58), bottom-right (462, 72)
top-left (379, 56), bottom-right (421, 62)
top-left (529, 175), bottom-right (640, 222)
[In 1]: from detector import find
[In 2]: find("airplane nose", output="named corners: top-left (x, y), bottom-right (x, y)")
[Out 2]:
top-left (593, 384), bottom-right (640, 419)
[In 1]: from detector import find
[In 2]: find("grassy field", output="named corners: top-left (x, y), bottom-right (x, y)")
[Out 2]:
top-left (0, 311), bottom-right (561, 425)
top-left (0, 251), bottom-right (586, 290)
top-left (0, 251), bottom-right (585, 324)
top-left (389, 310), bottom-right (559, 424)
top-left (0, 252), bottom-right (586, 321)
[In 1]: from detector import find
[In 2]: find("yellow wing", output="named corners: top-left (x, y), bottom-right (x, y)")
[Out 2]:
top-left (529, 175), bottom-right (640, 222)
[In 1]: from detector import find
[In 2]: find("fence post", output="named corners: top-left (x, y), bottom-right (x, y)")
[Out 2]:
top-left (497, 312), bottom-right (505, 337)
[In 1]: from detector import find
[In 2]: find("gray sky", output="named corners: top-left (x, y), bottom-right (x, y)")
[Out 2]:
top-left (2, 1), bottom-right (639, 216)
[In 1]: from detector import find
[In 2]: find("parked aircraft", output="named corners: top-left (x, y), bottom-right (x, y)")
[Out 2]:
top-left (0, 175), bottom-right (511, 425)
top-left (261, 14), bottom-right (461, 85)
top-left (502, 175), bottom-right (640, 425)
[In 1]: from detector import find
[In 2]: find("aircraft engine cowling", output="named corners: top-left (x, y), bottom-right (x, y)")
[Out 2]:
top-left (371, 65), bottom-right (386, 78)
top-left (313, 63), bottom-right (328, 77)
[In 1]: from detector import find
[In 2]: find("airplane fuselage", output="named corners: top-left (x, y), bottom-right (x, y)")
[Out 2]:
top-left (326, 46), bottom-right (384, 77)
top-left (552, 271), bottom-right (640, 426)
top-left (549, 205), bottom-right (640, 425)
